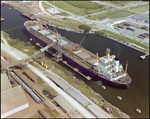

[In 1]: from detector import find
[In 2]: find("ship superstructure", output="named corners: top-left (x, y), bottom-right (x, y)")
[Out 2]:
top-left (24, 20), bottom-right (132, 89)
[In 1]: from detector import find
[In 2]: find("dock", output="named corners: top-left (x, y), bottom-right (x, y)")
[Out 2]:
top-left (21, 12), bottom-right (37, 20)
top-left (1, 17), bottom-right (5, 22)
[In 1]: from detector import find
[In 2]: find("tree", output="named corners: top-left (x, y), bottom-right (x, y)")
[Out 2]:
top-left (79, 25), bottom-right (91, 33)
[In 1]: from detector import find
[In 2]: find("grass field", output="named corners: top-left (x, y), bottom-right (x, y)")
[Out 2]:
top-left (104, 1), bottom-right (141, 7)
top-left (47, 1), bottom-right (109, 16)
top-left (129, 4), bottom-right (149, 13)
top-left (107, 11), bottom-right (133, 18)
top-left (88, 10), bottom-right (134, 20)
top-left (42, 2), bottom-right (52, 9)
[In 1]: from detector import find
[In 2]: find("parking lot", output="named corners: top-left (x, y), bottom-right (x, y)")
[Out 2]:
top-left (114, 18), bottom-right (149, 45)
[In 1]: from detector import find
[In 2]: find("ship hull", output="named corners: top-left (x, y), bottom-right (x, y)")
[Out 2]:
top-left (26, 30), bottom-right (131, 89)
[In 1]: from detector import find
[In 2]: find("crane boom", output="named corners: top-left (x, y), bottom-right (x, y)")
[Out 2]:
top-left (25, 42), bottom-right (55, 62)
top-left (79, 36), bottom-right (86, 46)
top-left (1, 42), bottom-right (55, 70)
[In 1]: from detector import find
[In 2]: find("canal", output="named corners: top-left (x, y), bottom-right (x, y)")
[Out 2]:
top-left (1, 5), bottom-right (149, 118)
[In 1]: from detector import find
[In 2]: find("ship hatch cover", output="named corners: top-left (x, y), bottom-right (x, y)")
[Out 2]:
top-left (88, 59), bottom-right (98, 65)
top-left (38, 30), bottom-right (50, 35)
top-left (47, 35), bottom-right (57, 42)
top-left (59, 39), bottom-right (68, 46)
top-left (31, 26), bottom-right (39, 31)
top-left (75, 51), bottom-right (91, 59)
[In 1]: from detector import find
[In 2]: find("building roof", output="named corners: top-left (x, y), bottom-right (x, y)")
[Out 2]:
top-left (1, 73), bottom-right (12, 92)
top-left (1, 85), bottom-right (29, 118)
top-left (48, 75), bottom-right (69, 91)
top-left (66, 88), bottom-right (90, 106)
top-left (68, 111), bottom-right (82, 118)
top-left (87, 104), bottom-right (104, 118)
top-left (54, 95), bottom-right (76, 113)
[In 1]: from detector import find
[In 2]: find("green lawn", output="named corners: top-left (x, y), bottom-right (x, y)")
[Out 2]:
top-left (47, 1), bottom-right (109, 16)
top-left (88, 10), bottom-right (134, 20)
top-left (42, 2), bottom-right (52, 9)
top-left (130, 4), bottom-right (149, 13)
top-left (104, 1), bottom-right (141, 7)
top-left (107, 11), bottom-right (133, 18)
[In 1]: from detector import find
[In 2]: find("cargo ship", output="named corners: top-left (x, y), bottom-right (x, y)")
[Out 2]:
top-left (24, 20), bottom-right (132, 89)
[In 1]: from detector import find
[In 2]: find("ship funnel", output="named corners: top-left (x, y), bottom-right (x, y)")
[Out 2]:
top-left (114, 57), bottom-right (119, 74)
top-left (106, 48), bottom-right (110, 59)
top-left (125, 61), bottom-right (128, 73)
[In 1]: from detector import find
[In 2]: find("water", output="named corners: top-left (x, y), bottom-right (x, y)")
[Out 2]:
top-left (1, 5), bottom-right (149, 118)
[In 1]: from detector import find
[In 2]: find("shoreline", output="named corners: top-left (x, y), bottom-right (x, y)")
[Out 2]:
top-left (6, 3), bottom-right (149, 54)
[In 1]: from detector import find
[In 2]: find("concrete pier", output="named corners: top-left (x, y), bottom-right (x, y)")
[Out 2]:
top-left (21, 12), bottom-right (36, 20)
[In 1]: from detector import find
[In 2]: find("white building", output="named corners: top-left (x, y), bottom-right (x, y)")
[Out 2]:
top-left (1, 73), bottom-right (29, 118)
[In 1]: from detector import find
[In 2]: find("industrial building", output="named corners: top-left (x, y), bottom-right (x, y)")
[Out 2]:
top-left (132, 13), bottom-right (149, 23)
top-left (1, 73), bottom-right (29, 118)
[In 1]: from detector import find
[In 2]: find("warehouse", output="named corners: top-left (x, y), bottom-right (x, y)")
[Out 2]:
top-left (1, 73), bottom-right (29, 118)
top-left (132, 13), bottom-right (149, 23)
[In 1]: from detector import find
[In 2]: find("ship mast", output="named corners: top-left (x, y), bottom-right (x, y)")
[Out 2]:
top-left (96, 53), bottom-right (99, 61)
top-left (40, 23), bottom-right (43, 30)
top-left (106, 48), bottom-right (110, 59)
top-left (125, 61), bottom-right (128, 73)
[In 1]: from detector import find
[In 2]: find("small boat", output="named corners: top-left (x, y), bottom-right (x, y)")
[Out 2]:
top-left (139, 55), bottom-right (146, 60)
top-left (102, 85), bottom-right (106, 89)
top-left (136, 108), bottom-right (141, 113)
top-left (117, 96), bottom-right (122, 100)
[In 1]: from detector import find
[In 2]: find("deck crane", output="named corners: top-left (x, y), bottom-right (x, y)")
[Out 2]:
top-left (1, 42), bottom-right (55, 81)
top-left (75, 36), bottom-right (86, 51)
